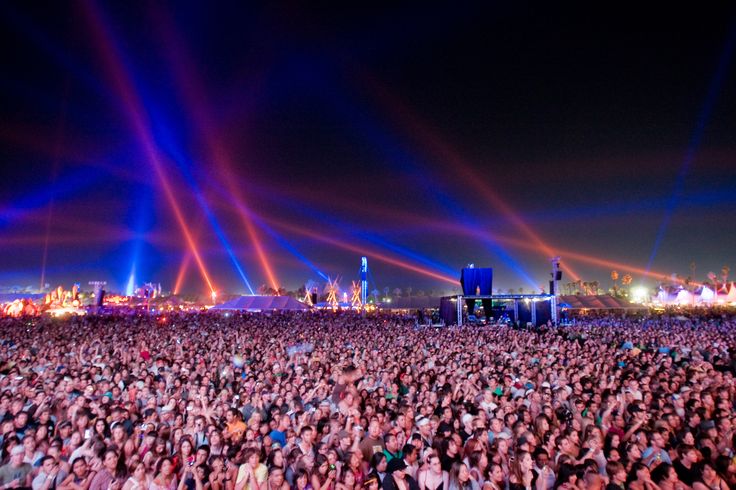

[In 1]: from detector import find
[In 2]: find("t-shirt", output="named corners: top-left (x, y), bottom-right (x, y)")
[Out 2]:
top-left (32, 471), bottom-right (65, 490)
top-left (673, 460), bottom-right (700, 487)
top-left (0, 463), bottom-right (33, 486)
top-left (226, 420), bottom-right (246, 439)
top-left (269, 429), bottom-right (286, 447)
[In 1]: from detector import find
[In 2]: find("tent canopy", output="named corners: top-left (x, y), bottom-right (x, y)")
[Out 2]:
top-left (211, 295), bottom-right (311, 311)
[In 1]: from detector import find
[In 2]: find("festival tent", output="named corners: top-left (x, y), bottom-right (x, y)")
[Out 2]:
top-left (699, 286), bottom-right (715, 303)
top-left (211, 295), bottom-right (311, 311)
top-left (657, 289), bottom-right (672, 304)
top-left (676, 289), bottom-right (694, 306)
top-left (726, 283), bottom-right (736, 303)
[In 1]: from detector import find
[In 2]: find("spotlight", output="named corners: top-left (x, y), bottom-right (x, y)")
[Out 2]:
top-left (631, 286), bottom-right (649, 304)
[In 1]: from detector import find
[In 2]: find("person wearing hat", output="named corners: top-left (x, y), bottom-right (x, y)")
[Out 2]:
top-left (382, 458), bottom-right (419, 490)
top-left (0, 445), bottom-right (33, 489)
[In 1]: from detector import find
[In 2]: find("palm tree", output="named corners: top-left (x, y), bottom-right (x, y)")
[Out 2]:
top-left (611, 271), bottom-right (619, 297)
top-left (721, 265), bottom-right (730, 288)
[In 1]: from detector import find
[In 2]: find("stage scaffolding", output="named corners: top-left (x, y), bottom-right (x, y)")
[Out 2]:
top-left (453, 294), bottom-right (557, 326)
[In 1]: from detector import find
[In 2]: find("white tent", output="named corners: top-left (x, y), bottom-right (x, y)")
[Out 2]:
top-left (676, 289), bottom-right (693, 306)
top-left (699, 286), bottom-right (715, 303)
top-left (726, 283), bottom-right (736, 303)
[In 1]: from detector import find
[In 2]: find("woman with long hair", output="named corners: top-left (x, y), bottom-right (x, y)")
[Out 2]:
top-left (90, 449), bottom-right (127, 490)
top-left (481, 464), bottom-right (503, 490)
top-left (507, 452), bottom-right (532, 490)
top-left (346, 451), bottom-right (364, 488)
top-left (94, 419), bottom-right (111, 441)
top-left (292, 469), bottom-right (312, 490)
top-left (533, 416), bottom-right (550, 447)
top-left (123, 461), bottom-right (152, 490)
top-left (466, 452), bottom-right (487, 488)
top-left (417, 454), bottom-right (448, 490)
top-left (146, 438), bottom-right (169, 473)
top-left (334, 471), bottom-right (355, 490)
top-left (150, 458), bottom-right (178, 490)
top-left (312, 454), bottom-right (337, 490)
top-left (267, 449), bottom-right (286, 472)
top-left (366, 453), bottom-right (387, 487)
top-left (447, 462), bottom-right (477, 490)
top-left (174, 437), bottom-right (196, 480)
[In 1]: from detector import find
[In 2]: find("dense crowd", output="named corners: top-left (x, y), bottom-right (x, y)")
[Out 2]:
top-left (0, 311), bottom-right (734, 490)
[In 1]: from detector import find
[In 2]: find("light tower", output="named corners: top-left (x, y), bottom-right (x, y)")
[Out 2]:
top-left (360, 257), bottom-right (368, 306)
top-left (549, 257), bottom-right (561, 325)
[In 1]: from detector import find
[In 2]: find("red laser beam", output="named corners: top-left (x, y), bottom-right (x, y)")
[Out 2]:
top-left (262, 217), bottom-right (458, 285)
top-left (357, 72), bottom-right (582, 281)
top-left (173, 252), bottom-right (192, 295)
top-left (80, 2), bottom-right (215, 294)
top-left (151, 6), bottom-right (280, 293)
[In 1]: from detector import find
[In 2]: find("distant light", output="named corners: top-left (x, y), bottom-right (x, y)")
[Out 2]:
top-left (631, 286), bottom-right (648, 303)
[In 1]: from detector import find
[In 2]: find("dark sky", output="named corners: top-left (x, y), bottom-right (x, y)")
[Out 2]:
top-left (1, 2), bottom-right (735, 295)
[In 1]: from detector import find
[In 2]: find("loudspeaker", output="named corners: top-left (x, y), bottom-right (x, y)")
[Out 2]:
top-left (555, 271), bottom-right (562, 281)
top-left (96, 289), bottom-right (105, 307)
top-left (549, 280), bottom-right (555, 295)
top-left (311, 293), bottom-right (318, 305)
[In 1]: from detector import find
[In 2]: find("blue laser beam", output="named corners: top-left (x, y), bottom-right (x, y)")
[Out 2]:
top-left (646, 21), bottom-right (736, 272)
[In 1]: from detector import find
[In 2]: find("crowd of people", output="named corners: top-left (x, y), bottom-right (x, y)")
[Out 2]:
top-left (0, 311), bottom-right (734, 490)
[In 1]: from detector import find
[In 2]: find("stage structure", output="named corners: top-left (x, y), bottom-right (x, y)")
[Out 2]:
top-left (350, 281), bottom-right (362, 308)
top-left (440, 265), bottom-right (558, 326)
top-left (325, 277), bottom-right (339, 309)
top-left (360, 257), bottom-right (368, 307)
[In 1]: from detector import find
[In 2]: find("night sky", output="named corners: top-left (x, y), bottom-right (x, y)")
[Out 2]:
top-left (1, 2), bottom-right (735, 295)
